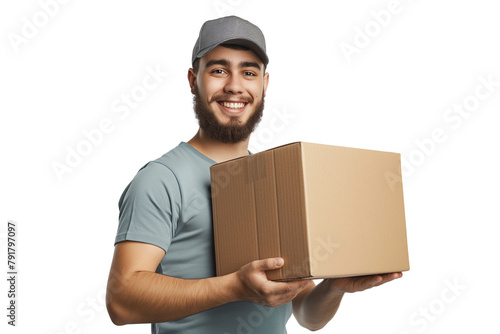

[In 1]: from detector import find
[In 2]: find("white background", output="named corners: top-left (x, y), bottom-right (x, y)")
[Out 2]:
top-left (1, 0), bottom-right (499, 333)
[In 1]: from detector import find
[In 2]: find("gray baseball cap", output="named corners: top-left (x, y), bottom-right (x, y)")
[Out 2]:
top-left (192, 15), bottom-right (269, 66)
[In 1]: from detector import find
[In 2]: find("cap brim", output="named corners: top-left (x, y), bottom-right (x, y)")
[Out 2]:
top-left (194, 38), bottom-right (269, 66)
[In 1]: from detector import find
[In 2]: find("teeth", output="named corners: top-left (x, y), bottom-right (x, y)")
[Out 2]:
top-left (222, 102), bottom-right (245, 109)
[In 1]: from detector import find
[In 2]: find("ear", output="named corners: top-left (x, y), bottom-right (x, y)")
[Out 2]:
top-left (188, 68), bottom-right (196, 94)
top-left (263, 72), bottom-right (270, 97)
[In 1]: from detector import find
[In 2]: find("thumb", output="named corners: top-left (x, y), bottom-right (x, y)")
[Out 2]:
top-left (254, 258), bottom-right (284, 271)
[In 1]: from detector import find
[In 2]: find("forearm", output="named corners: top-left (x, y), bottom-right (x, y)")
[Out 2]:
top-left (293, 280), bottom-right (344, 331)
top-left (107, 270), bottom-right (239, 325)
top-left (106, 243), bottom-right (314, 326)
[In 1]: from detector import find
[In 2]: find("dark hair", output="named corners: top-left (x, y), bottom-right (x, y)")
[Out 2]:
top-left (192, 43), bottom-right (266, 74)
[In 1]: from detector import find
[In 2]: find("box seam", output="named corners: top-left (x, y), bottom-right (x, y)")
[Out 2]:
top-left (272, 150), bottom-right (283, 279)
top-left (298, 143), bottom-right (312, 277)
top-left (210, 175), bottom-right (222, 276)
top-left (251, 174), bottom-right (261, 265)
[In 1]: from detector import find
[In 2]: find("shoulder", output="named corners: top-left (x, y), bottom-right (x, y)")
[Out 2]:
top-left (119, 147), bottom-right (185, 206)
top-left (153, 142), bottom-right (205, 172)
top-left (119, 142), bottom-right (211, 204)
top-left (131, 142), bottom-right (194, 188)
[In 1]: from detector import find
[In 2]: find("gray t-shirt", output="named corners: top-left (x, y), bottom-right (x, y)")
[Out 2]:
top-left (115, 142), bottom-right (292, 334)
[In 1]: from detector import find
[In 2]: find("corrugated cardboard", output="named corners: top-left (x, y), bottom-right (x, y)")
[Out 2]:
top-left (210, 142), bottom-right (409, 281)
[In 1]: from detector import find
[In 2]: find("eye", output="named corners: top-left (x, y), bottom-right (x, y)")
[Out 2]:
top-left (211, 69), bottom-right (226, 75)
top-left (243, 71), bottom-right (256, 77)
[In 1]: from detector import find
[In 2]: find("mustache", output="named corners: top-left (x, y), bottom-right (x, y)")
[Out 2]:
top-left (210, 94), bottom-right (254, 104)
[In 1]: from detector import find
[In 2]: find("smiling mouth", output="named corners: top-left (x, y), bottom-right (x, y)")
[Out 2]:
top-left (218, 101), bottom-right (247, 111)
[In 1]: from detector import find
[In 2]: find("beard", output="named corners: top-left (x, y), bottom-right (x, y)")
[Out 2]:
top-left (192, 84), bottom-right (264, 144)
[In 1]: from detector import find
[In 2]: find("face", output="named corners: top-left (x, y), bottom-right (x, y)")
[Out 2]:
top-left (189, 45), bottom-right (269, 143)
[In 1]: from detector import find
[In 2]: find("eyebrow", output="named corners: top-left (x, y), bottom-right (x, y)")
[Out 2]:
top-left (205, 59), bottom-right (230, 68)
top-left (240, 61), bottom-right (261, 71)
top-left (205, 59), bottom-right (262, 71)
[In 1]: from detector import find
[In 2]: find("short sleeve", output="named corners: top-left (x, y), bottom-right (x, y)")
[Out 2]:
top-left (114, 162), bottom-right (181, 253)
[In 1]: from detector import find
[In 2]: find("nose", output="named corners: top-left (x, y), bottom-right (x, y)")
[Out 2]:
top-left (223, 74), bottom-right (244, 95)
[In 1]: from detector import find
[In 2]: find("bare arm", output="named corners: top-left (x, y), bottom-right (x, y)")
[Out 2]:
top-left (292, 273), bottom-right (403, 331)
top-left (106, 241), bottom-right (311, 325)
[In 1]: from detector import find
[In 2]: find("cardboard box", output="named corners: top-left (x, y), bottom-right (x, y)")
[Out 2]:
top-left (210, 142), bottom-right (409, 281)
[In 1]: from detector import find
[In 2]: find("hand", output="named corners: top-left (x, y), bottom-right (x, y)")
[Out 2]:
top-left (234, 258), bottom-right (313, 307)
top-left (327, 272), bottom-right (403, 294)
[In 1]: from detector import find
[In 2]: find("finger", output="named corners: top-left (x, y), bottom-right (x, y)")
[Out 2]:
top-left (302, 279), bottom-right (314, 287)
top-left (373, 272), bottom-right (403, 286)
top-left (261, 282), bottom-right (312, 307)
top-left (269, 279), bottom-right (313, 295)
top-left (356, 275), bottom-right (382, 287)
top-left (344, 275), bottom-right (383, 290)
top-left (252, 258), bottom-right (284, 272)
top-left (365, 273), bottom-right (401, 288)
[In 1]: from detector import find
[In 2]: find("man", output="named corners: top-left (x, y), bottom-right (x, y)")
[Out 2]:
top-left (106, 15), bottom-right (402, 333)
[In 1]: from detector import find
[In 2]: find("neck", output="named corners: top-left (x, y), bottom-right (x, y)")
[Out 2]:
top-left (187, 129), bottom-right (250, 163)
